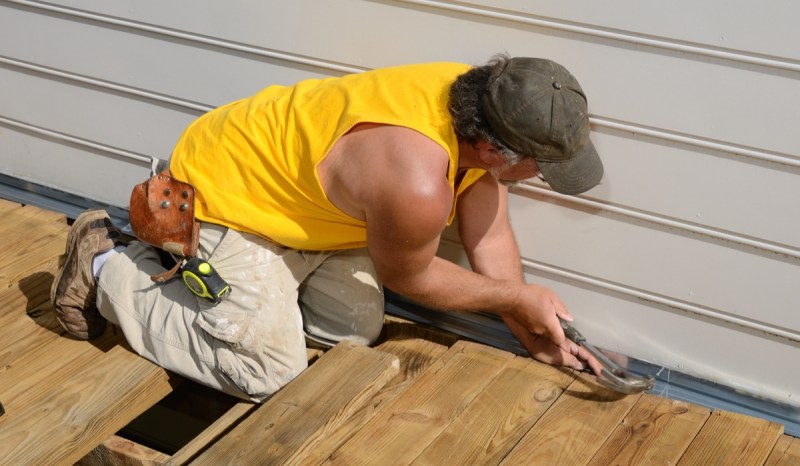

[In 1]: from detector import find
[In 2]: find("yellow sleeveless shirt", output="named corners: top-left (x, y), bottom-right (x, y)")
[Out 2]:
top-left (170, 62), bottom-right (485, 250)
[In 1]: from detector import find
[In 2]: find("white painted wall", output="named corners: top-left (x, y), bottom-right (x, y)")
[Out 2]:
top-left (1, 0), bottom-right (798, 406)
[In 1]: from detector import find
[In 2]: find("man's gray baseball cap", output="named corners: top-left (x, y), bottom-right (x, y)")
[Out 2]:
top-left (481, 57), bottom-right (603, 194)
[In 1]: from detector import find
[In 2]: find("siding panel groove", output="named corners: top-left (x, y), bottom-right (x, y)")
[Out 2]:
top-left (395, 0), bottom-right (800, 72)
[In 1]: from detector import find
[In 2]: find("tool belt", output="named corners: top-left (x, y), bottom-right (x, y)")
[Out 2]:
top-left (129, 170), bottom-right (200, 282)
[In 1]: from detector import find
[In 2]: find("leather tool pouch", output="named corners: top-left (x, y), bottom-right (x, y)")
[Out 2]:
top-left (129, 171), bottom-right (200, 282)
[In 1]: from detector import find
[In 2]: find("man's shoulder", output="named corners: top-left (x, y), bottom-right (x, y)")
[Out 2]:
top-left (357, 125), bottom-right (452, 208)
top-left (340, 123), bottom-right (449, 162)
top-left (320, 123), bottom-right (453, 221)
top-left (364, 125), bottom-right (451, 189)
top-left (379, 124), bottom-right (448, 151)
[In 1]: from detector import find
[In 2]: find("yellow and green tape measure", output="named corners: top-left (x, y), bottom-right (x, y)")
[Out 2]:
top-left (181, 258), bottom-right (231, 304)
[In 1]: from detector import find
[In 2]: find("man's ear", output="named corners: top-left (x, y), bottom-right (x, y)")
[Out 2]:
top-left (475, 140), bottom-right (505, 167)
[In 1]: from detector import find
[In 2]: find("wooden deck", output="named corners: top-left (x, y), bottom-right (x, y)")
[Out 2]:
top-left (0, 199), bottom-right (798, 465)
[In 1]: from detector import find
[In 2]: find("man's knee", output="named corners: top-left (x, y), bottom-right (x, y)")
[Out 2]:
top-left (348, 291), bottom-right (386, 345)
top-left (300, 285), bottom-right (384, 346)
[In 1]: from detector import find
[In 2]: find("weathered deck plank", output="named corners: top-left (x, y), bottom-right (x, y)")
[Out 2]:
top-left (291, 336), bottom-right (449, 466)
top-left (587, 393), bottom-right (710, 465)
top-left (190, 341), bottom-right (400, 465)
top-left (411, 356), bottom-right (576, 465)
top-left (498, 372), bottom-right (642, 465)
top-left (0, 345), bottom-right (175, 465)
top-left (677, 410), bottom-right (784, 466)
top-left (76, 434), bottom-right (172, 466)
top-left (0, 213), bottom-right (67, 313)
top-left (0, 197), bottom-right (21, 216)
top-left (0, 202), bottom-right (62, 233)
top-left (323, 340), bottom-right (516, 465)
top-left (0, 317), bottom-right (122, 403)
top-left (0, 200), bottom-right (178, 466)
top-left (765, 435), bottom-right (800, 466)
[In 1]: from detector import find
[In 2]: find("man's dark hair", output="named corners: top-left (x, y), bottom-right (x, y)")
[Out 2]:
top-left (448, 54), bottom-right (522, 163)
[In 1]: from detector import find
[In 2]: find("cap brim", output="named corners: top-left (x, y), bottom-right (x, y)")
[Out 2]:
top-left (536, 140), bottom-right (603, 195)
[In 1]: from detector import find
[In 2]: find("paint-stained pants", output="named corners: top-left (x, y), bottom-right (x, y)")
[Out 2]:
top-left (96, 223), bottom-right (384, 402)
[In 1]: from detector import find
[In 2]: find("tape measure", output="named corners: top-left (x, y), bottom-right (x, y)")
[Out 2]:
top-left (181, 258), bottom-right (231, 304)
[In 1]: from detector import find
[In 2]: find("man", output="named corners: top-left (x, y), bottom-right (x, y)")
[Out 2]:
top-left (51, 55), bottom-right (604, 402)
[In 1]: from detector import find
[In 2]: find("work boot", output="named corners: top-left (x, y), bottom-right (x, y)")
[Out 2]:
top-left (51, 209), bottom-right (125, 339)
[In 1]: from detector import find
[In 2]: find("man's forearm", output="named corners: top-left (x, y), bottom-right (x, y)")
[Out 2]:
top-left (387, 255), bottom-right (522, 315)
top-left (465, 229), bottom-right (525, 284)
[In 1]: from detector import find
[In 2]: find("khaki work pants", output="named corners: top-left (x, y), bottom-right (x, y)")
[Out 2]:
top-left (97, 223), bottom-right (384, 402)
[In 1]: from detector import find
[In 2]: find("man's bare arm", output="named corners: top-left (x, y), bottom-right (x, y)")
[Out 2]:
top-left (456, 173), bottom-right (601, 373)
top-left (457, 172), bottom-right (524, 281)
top-left (349, 128), bottom-right (569, 348)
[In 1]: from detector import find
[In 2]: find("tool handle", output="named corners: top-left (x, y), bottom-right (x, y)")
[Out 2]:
top-left (559, 318), bottom-right (585, 344)
top-left (560, 318), bottom-right (655, 394)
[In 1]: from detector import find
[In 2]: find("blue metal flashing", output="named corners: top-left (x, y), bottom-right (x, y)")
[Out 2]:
top-left (0, 173), bottom-right (130, 226)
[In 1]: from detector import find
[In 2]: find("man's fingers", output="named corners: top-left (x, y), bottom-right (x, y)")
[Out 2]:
top-left (551, 296), bottom-right (573, 322)
top-left (557, 341), bottom-right (583, 370)
top-left (507, 310), bottom-right (602, 375)
top-left (558, 340), bottom-right (603, 374)
top-left (551, 344), bottom-right (586, 371)
top-left (577, 346), bottom-right (603, 376)
top-left (566, 355), bottom-right (587, 371)
top-left (545, 315), bottom-right (567, 347)
top-left (542, 297), bottom-right (570, 345)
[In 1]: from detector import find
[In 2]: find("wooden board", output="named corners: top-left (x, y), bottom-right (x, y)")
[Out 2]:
top-left (295, 336), bottom-right (449, 465)
top-left (76, 434), bottom-right (171, 466)
top-left (0, 201), bottom-right (178, 465)
top-left (0, 345), bottom-right (175, 465)
top-left (1, 329), bottom-right (121, 403)
top-left (0, 207), bottom-right (68, 314)
top-left (0, 242), bottom-right (65, 312)
top-left (411, 356), bottom-right (576, 465)
top-left (765, 435), bottom-right (800, 466)
top-left (0, 266), bottom-right (61, 328)
top-left (190, 341), bottom-right (399, 465)
top-left (0, 309), bottom-right (124, 401)
top-left (380, 315), bottom-right (460, 347)
top-left (0, 198), bottom-right (22, 217)
top-left (677, 410), bottom-right (784, 466)
top-left (0, 304), bottom-right (79, 380)
top-left (0, 201), bottom-right (66, 238)
top-left (498, 372), bottom-right (642, 465)
top-left (323, 340), bottom-right (516, 465)
top-left (0, 301), bottom-right (63, 371)
top-left (588, 393), bottom-right (710, 465)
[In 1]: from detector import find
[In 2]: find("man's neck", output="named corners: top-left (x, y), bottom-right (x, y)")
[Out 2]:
top-left (456, 139), bottom-right (482, 170)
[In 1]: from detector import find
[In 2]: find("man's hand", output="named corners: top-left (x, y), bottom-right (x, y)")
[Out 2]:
top-left (502, 311), bottom-right (602, 374)
top-left (502, 283), bottom-right (574, 349)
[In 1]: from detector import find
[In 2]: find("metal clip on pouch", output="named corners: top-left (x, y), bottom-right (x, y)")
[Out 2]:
top-left (560, 319), bottom-right (655, 394)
